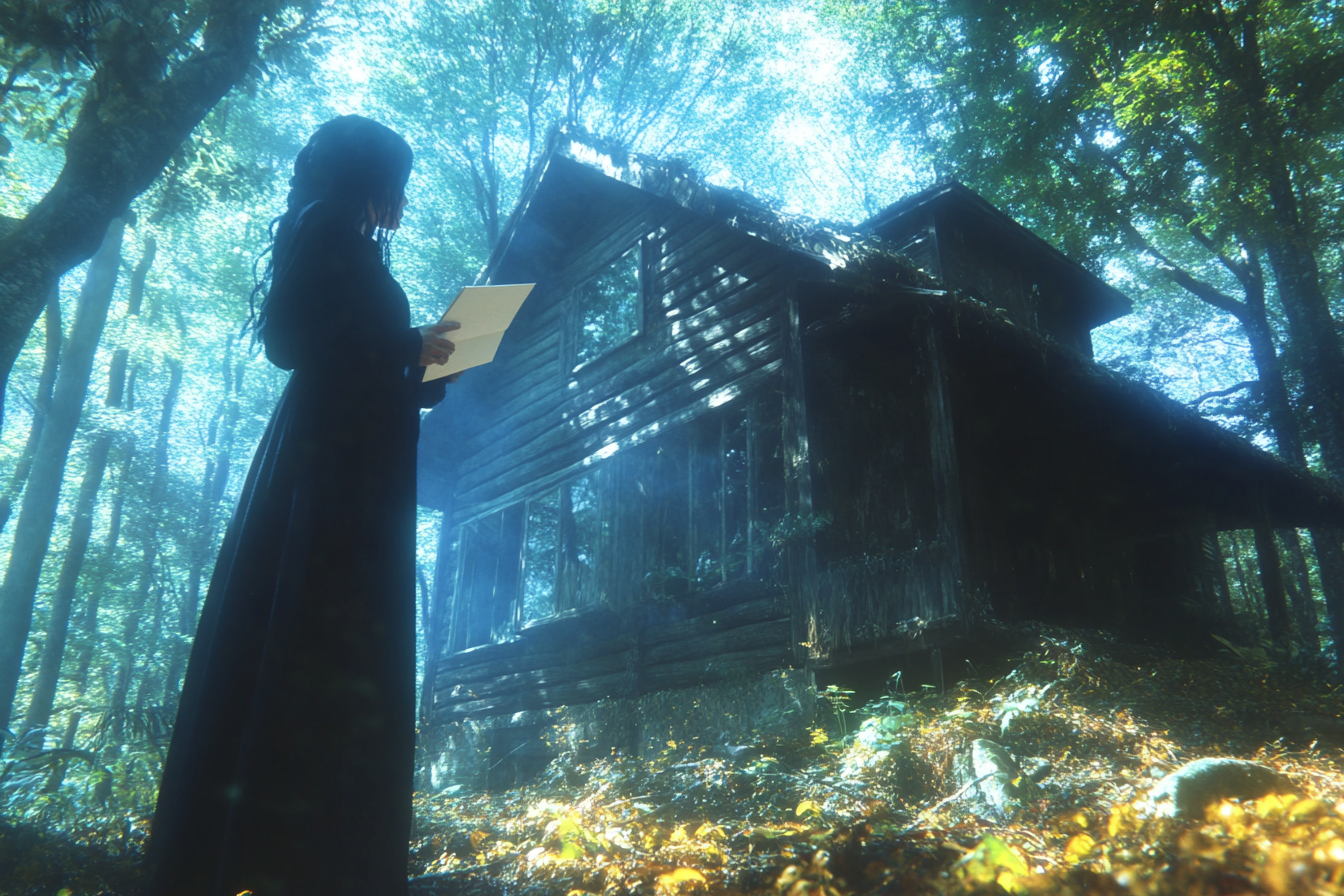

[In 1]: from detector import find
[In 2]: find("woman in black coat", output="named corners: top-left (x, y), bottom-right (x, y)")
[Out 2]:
top-left (148, 115), bottom-right (457, 896)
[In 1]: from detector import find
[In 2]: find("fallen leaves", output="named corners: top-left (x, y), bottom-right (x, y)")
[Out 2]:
top-left (404, 628), bottom-right (1344, 895)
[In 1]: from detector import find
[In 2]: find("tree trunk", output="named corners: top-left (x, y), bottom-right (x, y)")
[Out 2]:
top-left (0, 285), bottom-right (60, 533)
top-left (1277, 529), bottom-right (1320, 652)
top-left (1204, 532), bottom-right (1237, 635)
top-left (1254, 526), bottom-right (1292, 648)
top-left (108, 361), bottom-right (181, 745)
top-left (1259, 193), bottom-right (1344, 485)
top-left (44, 363), bottom-right (133, 792)
top-left (1227, 531), bottom-right (1259, 634)
top-left (0, 3), bottom-right (268, 434)
top-left (20, 431), bottom-right (113, 742)
top-left (134, 577), bottom-right (168, 712)
top-left (124, 236), bottom-right (156, 317)
top-left (163, 344), bottom-right (238, 707)
top-left (0, 218), bottom-right (125, 738)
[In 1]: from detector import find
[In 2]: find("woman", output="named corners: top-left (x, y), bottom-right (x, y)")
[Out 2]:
top-left (148, 115), bottom-right (457, 896)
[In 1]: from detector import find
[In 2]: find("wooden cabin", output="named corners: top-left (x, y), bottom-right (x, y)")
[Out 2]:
top-left (415, 133), bottom-right (1344, 786)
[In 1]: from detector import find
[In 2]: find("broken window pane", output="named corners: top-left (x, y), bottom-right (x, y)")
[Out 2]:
top-left (576, 243), bottom-right (641, 366)
top-left (522, 489), bottom-right (560, 623)
top-left (559, 474), bottom-right (601, 609)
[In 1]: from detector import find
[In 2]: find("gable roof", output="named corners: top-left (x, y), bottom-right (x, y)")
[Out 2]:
top-left (862, 181), bottom-right (1133, 330)
top-left (486, 132), bottom-right (1132, 338)
top-left (483, 128), bottom-right (934, 289)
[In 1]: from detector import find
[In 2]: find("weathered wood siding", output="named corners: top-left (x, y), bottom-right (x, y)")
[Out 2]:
top-left (430, 582), bottom-right (792, 724)
top-left (932, 211), bottom-right (1096, 358)
top-left (798, 300), bottom-right (965, 658)
top-left (428, 177), bottom-right (819, 718)
top-left (450, 205), bottom-right (799, 525)
top-left (935, 301), bottom-right (1223, 637)
top-left (865, 200), bottom-right (1097, 357)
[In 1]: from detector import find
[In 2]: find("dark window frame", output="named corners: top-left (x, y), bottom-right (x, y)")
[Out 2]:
top-left (570, 239), bottom-right (646, 372)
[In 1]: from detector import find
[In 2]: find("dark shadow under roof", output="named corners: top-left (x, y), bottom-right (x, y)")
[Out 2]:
top-left (802, 287), bottom-right (1344, 533)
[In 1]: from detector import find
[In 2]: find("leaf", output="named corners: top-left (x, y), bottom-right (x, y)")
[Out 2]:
top-left (1064, 833), bottom-right (1096, 863)
top-left (749, 825), bottom-right (798, 840)
top-left (957, 835), bottom-right (1031, 893)
top-left (656, 867), bottom-right (706, 894)
top-left (796, 799), bottom-right (822, 817)
top-left (695, 822), bottom-right (728, 840)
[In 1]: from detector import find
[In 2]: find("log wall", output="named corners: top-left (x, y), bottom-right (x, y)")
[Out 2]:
top-left (429, 582), bottom-right (793, 725)
top-left (800, 302), bottom-right (965, 657)
top-left (430, 198), bottom-right (815, 717)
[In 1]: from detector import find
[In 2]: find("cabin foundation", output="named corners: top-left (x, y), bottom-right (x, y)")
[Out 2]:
top-left (419, 668), bottom-right (816, 792)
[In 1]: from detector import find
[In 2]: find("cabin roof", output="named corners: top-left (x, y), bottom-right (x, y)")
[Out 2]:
top-left (482, 128), bottom-right (934, 290)
top-left (485, 131), bottom-right (1126, 334)
top-left (861, 181), bottom-right (1133, 331)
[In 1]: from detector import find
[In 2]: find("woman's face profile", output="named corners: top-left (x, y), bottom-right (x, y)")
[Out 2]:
top-left (367, 192), bottom-right (409, 231)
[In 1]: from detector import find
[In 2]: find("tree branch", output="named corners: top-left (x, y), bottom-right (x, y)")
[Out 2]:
top-left (1189, 380), bottom-right (1259, 408)
top-left (0, 1), bottom-right (274, 432)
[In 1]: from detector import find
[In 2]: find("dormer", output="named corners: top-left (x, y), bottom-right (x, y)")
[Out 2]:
top-left (862, 182), bottom-right (1131, 357)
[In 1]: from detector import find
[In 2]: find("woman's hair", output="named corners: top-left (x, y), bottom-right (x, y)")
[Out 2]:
top-left (248, 115), bottom-right (414, 338)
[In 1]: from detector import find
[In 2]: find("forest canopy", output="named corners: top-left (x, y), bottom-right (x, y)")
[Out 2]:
top-left (0, 0), bottom-right (1341, 891)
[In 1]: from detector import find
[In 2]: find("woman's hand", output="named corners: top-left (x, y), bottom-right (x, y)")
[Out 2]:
top-left (418, 321), bottom-right (459, 368)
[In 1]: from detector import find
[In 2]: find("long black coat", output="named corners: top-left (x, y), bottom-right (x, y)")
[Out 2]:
top-left (149, 203), bottom-right (446, 896)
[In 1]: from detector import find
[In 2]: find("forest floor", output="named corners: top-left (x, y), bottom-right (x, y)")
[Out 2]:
top-left (405, 628), bottom-right (1344, 896)
top-left (4, 626), bottom-right (1344, 895)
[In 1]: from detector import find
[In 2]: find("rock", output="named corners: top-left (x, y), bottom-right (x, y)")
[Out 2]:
top-left (1148, 758), bottom-right (1293, 819)
top-left (1021, 756), bottom-right (1052, 783)
top-left (966, 738), bottom-right (1034, 818)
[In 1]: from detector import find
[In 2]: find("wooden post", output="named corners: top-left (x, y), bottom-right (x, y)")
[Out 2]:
top-left (422, 495), bottom-right (458, 725)
top-left (922, 311), bottom-right (967, 620)
top-left (781, 280), bottom-right (817, 662)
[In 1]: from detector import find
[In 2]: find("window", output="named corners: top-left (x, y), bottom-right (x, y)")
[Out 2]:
top-left (575, 243), bottom-right (641, 367)
top-left (445, 399), bottom-right (789, 652)
top-left (453, 506), bottom-right (523, 650)
top-left (521, 474), bottom-right (602, 622)
top-left (521, 490), bottom-right (560, 623)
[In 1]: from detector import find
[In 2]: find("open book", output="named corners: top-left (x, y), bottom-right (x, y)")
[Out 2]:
top-left (423, 283), bottom-right (535, 380)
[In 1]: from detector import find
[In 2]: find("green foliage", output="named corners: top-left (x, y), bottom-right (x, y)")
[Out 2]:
top-left (830, 0), bottom-right (1344, 450)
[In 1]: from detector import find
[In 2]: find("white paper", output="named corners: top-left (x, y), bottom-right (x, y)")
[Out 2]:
top-left (423, 283), bottom-right (535, 379)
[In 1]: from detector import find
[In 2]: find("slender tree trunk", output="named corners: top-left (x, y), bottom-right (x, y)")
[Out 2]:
top-left (124, 236), bottom-right (156, 317)
top-left (134, 579), bottom-right (168, 712)
top-left (161, 457), bottom-right (213, 709)
top-left (1205, 532), bottom-right (1237, 634)
top-left (1261, 210), bottom-right (1344, 486)
top-left (0, 285), bottom-right (60, 533)
top-left (108, 361), bottom-right (181, 745)
top-left (1277, 529), bottom-right (1320, 652)
top-left (0, 218), bottom-right (126, 739)
top-left (1254, 526), bottom-right (1292, 647)
top-left (46, 439), bottom-right (133, 792)
top-left (21, 431), bottom-right (113, 741)
top-left (163, 344), bottom-right (238, 707)
top-left (1228, 531), bottom-right (1256, 633)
